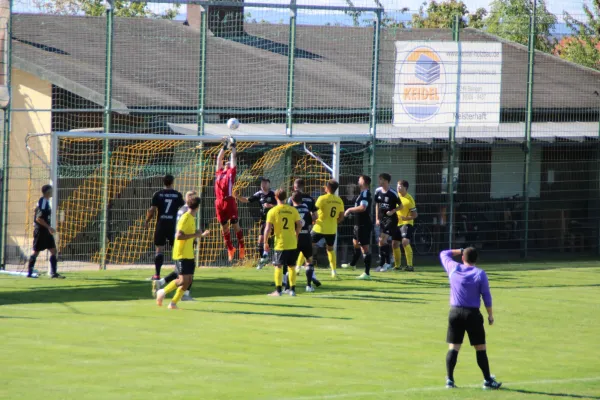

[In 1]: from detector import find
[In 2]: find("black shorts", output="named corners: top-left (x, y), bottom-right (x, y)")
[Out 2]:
top-left (446, 307), bottom-right (486, 346)
top-left (154, 222), bottom-right (176, 247)
top-left (273, 249), bottom-right (297, 267)
top-left (379, 217), bottom-right (399, 237)
top-left (311, 231), bottom-right (336, 247)
top-left (353, 225), bottom-right (372, 246)
top-left (175, 259), bottom-right (196, 275)
top-left (33, 229), bottom-right (56, 252)
top-left (393, 224), bottom-right (414, 241)
top-left (297, 234), bottom-right (313, 259)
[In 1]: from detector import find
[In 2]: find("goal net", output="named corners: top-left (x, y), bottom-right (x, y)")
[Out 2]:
top-left (23, 133), bottom-right (371, 270)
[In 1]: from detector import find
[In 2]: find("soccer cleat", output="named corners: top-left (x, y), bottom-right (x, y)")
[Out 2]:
top-left (380, 263), bottom-right (392, 272)
top-left (295, 265), bottom-right (302, 274)
top-left (156, 289), bottom-right (166, 307)
top-left (238, 247), bottom-right (245, 259)
top-left (445, 379), bottom-right (457, 389)
top-left (341, 263), bottom-right (352, 269)
top-left (151, 274), bottom-right (160, 280)
top-left (152, 279), bottom-right (162, 298)
top-left (289, 290), bottom-right (296, 297)
top-left (331, 270), bottom-right (338, 278)
top-left (357, 273), bottom-right (371, 280)
top-left (227, 248), bottom-right (236, 262)
top-left (181, 293), bottom-right (195, 301)
top-left (405, 266), bottom-right (415, 272)
top-left (305, 285), bottom-right (315, 292)
top-left (268, 290), bottom-right (282, 297)
top-left (483, 377), bottom-right (502, 390)
top-left (50, 273), bottom-right (66, 279)
top-left (393, 266), bottom-right (402, 271)
top-left (167, 303), bottom-right (178, 310)
top-left (257, 257), bottom-right (268, 270)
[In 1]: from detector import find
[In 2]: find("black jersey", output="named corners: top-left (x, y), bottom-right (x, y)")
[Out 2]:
top-left (374, 187), bottom-right (401, 226)
top-left (287, 191), bottom-right (317, 213)
top-left (352, 189), bottom-right (372, 225)
top-left (248, 190), bottom-right (277, 220)
top-left (151, 189), bottom-right (185, 223)
top-left (294, 203), bottom-right (313, 235)
top-left (34, 197), bottom-right (51, 230)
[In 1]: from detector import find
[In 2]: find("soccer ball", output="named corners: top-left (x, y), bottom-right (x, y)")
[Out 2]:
top-left (227, 118), bottom-right (240, 130)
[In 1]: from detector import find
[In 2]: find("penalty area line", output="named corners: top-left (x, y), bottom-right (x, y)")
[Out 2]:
top-left (277, 376), bottom-right (600, 400)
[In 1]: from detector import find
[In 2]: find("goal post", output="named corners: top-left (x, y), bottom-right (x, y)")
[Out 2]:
top-left (26, 131), bottom-right (372, 271)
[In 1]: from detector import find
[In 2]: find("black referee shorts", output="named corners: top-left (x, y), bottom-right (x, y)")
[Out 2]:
top-left (353, 225), bottom-right (372, 246)
top-left (33, 229), bottom-right (56, 252)
top-left (154, 222), bottom-right (176, 247)
top-left (446, 307), bottom-right (486, 346)
top-left (175, 259), bottom-right (196, 276)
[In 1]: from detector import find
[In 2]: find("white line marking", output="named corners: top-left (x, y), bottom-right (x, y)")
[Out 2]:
top-left (278, 376), bottom-right (600, 400)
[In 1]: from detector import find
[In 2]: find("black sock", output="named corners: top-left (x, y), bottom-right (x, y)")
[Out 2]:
top-left (378, 246), bottom-right (385, 267)
top-left (49, 255), bottom-right (57, 275)
top-left (384, 244), bottom-right (391, 264)
top-left (276, 285), bottom-right (282, 293)
top-left (350, 247), bottom-right (361, 267)
top-left (476, 350), bottom-right (492, 381)
top-left (27, 255), bottom-right (37, 276)
top-left (164, 271), bottom-right (178, 284)
top-left (258, 243), bottom-right (264, 257)
top-left (446, 349), bottom-right (459, 381)
top-left (187, 282), bottom-right (192, 291)
top-left (154, 253), bottom-right (164, 277)
top-left (306, 265), bottom-right (314, 286)
top-left (363, 252), bottom-right (372, 275)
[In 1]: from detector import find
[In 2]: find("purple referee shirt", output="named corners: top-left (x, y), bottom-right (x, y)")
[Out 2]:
top-left (439, 250), bottom-right (492, 309)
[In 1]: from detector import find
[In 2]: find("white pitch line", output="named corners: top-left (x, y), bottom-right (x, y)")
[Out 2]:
top-left (278, 376), bottom-right (600, 400)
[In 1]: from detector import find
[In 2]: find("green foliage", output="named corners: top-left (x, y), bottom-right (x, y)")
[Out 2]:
top-left (486, 0), bottom-right (557, 52)
top-left (411, 0), bottom-right (470, 29)
top-left (33, 0), bottom-right (180, 19)
top-left (557, 0), bottom-right (600, 70)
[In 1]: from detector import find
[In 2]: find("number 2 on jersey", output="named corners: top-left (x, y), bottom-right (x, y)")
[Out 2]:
top-left (282, 217), bottom-right (289, 229)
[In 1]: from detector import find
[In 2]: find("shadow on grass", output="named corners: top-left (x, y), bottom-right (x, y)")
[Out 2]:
top-left (203, 300), bottom-right (344, 310)
top-left (187, 308), bottom-right (351, 320)
top-left (504, 388), bottom-right (600, 399)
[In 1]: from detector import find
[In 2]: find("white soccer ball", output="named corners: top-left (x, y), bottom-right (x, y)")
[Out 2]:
top-left (227, 118), bottom-right (240, 130)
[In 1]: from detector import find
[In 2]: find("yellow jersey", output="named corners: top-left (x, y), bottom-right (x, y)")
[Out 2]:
top-left (397, 192), bottom-right (417, 226)
top-left (312, 193), bottom-right (344, 235)
top-left (266, 204), bottom-right (301, 250)
top-left (173, 212), bottom-right (196, 260)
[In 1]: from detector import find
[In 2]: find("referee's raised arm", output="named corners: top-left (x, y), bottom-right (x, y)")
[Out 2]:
top-left (439, 247), bottom-right (502, 391)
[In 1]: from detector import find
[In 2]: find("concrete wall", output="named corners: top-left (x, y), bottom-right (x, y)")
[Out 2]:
top-left (6, 69), bottom-right (52, 261)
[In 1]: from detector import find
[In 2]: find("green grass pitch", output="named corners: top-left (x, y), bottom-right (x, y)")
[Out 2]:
top-left (1, 261), bottom-right (599, 400)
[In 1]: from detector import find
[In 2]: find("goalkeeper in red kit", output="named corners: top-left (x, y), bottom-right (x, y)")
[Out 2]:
top-left (215, 137), bottom-right (245, 262)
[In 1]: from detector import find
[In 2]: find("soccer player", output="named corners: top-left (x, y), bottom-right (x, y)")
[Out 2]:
top-left (290, 190), bottom-right (320, 292)
top-left (234, 177), bottom-right (276, 268)
top-left (393, 180), bottom-right (418, 271)
top-left (156, 196), bottom-right (209, 309)
top-left (215, 137), bottom-right (245, 262)
top-left (311, 179), bottom-right (345, 278)
top-left (439, 248), bottom-right (501, 390)
top-left (145, 175), bottom-right (185, 280)
top-left (287, 178), bottom-right (318, 275)
top-left (264, 189), bottom-right (302, 296)
top-left (27, 184), bottom-right (63, 278)
top-left (152, 190), bottom-right (199, 300)
top-left (341, 175), bottom-right (373, 280)
top-left (374, 173), bottom-right (402, 272)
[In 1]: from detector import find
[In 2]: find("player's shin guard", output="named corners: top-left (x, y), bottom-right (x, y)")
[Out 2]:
top-left (288, 267), bottom-right (297, 291)
top-left (305, 265), bottom-right (314, 286)
top-left (154, 253), bottom-right (164, 277)
top-left (363, 252), bottom-right (372, 275)
top-left (172, 287), bottom-right (185, 304)
top-left (223, 231), bottom-right (234, 251)
top-left (350, 247), bottom-right (361, 267)
top-left (236, 230), bottom-right (245, 249)
top-left (163, 280), bottom-right (178, 295)
top-left (27, 254), bottom-right (37, 276)
top-left (326, 250), bottom-right (337, 271)
top-left (393, 247), bottom-right (402, 269)
top-left (49, 255), bottom-right (58, 275)
top-left (404, 244), bottom-right (413, 267)
top-left (274, 267), bottom-right (283, 293)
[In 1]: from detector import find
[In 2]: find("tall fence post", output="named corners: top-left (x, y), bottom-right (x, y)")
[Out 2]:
top-left (100, 1), bottom-right (114, 270)
top-left (0, 0), bottom-right (11, 270)
top-left (369, 9), bottom-right (381, 188)
top-left (522, 7), bottom-right (537, 259)
top-left (196, 9), bottom-right (208, 266)
top-left (286, 0), bottom-right (297, 136)
top-left (447, 14), bottom-right (460, 248)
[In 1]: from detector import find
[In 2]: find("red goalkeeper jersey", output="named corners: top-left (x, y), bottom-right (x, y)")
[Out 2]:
top-left (215, 166), bottom-right (236, 200)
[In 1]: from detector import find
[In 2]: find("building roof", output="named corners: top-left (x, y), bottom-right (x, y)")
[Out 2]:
top-left (12, 14), bottom-right (600, 112)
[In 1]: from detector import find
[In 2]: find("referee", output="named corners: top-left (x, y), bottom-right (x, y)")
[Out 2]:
top-left (439, 247), bottom-right (501, 390)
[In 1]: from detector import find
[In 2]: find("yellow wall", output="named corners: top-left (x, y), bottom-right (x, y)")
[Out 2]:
top-left (6, 69), bottom-right (52, 259)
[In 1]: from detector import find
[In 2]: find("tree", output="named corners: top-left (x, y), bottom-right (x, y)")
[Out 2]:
top-left (556, 0), bottom-right (600, 70)
top-left (411, 0), bottom-right (469, 29)
top-left (486, 0), bottom-right (557, 52)
top-left (33, 0), bottom-right (179, 19)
